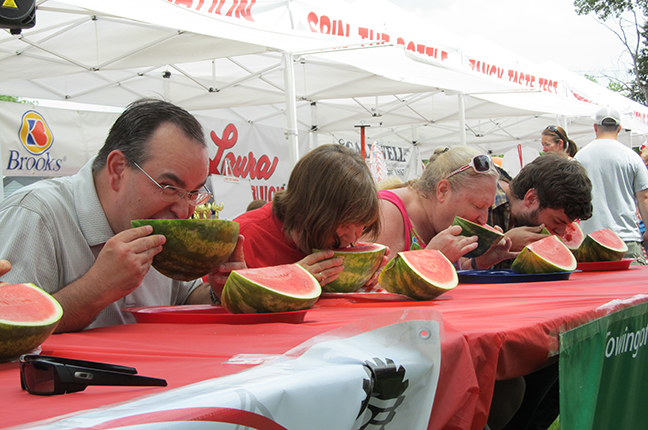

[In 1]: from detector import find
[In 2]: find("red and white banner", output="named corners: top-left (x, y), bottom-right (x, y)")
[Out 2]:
top-left (16, 309), bottom-right (442, 430)
top-left (0, 102), bottom-right (307, 214)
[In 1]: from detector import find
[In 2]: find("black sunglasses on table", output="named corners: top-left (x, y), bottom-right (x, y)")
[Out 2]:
top-left (20, 354), bottom-right (167, 396)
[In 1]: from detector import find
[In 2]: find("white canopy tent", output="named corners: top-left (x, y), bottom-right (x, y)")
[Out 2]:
top-left (0, 0), bottom-right (646, 173)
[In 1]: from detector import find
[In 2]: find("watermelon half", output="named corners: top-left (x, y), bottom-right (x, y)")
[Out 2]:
top-left (0, 283), bottom-right (63, 362)
top-left (453, 216), bottom-right (505, 258)
top-left (574, 228), bottom-right (628, 262)
top-left (221, 264), bottom-right (321, 313)
top-left (316, 243), bottom-right (386, 293)
top-left (542, 222), bottom-right (584, 251)
top-left (378, 249), bottom-right (458, 300)
top-left (511, 235), bottom-right (577, 274)
top-left (131, 219), bottom-right (239, 281)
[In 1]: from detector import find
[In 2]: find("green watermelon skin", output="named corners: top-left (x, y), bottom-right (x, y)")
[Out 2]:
top-left (318, 243), bottom-right (386, 293)
top-left (574, 229), bottom-right (628, 262)
top-left (378, 249), bottom-right (458, 300)
top-left (221, 264), bottom-right (321, 314)
top-left (511, 235), bottom-right (577, 274)
top-left (131, 219), bottom-right (239, 281)
top-left (453, 216), bottom-right (505, 258)
top-left (0, 283), bottom-right (63, 362)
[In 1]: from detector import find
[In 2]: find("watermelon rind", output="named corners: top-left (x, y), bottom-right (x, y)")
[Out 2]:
top-left (378, 249), bottom-right (458, 300)
top-left (221, 264), bottom-right (321, 314)
top-left (574, 229), bottom-right (628, 262)
top-left (316, 243), bottom-right (386, 293)
top-left (453, 216), bottom-right (505, 258)
top-left (0, 283), bottom-right (63, 362)
top-left (131, 219), bottom-right (239, 281)
top-left (511, 236), bottom-right (577, 274)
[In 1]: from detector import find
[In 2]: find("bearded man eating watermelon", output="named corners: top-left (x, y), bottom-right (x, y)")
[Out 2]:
top-left (489, 153), bottom-right (593, 259)
top-left (0, 99), bottom-right (242, 333)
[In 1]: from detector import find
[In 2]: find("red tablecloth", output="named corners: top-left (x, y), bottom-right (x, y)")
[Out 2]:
top-left (3, 267), bottom-right (648, 429)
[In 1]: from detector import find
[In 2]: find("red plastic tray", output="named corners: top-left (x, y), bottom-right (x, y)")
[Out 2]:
top-left (319, 292), bottom-right (414, 302)
top-left (576, 258), bottom-right (635, 272)
top-left (121, 305), bottom-right (309, 324)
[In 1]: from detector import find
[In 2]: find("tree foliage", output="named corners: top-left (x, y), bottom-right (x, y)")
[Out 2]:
top-left (575, 0), bottom-right (648, 104)
top-left (0, 95), bottom-right (31, 104)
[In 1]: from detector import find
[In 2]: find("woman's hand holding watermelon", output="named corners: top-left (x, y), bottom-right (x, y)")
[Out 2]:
top-left (505, 225), bottom-right (548, 252)
top-left (466, 227), bottom-right (518, 269)
top-left (0, 259), bottom-right (10, 287)
top-left (297, 250), bottom-right (344, 286)
top-left (426, 225), bottom-right (479, 263)
top-left (359, 246), bottom-right (391, 290)
top-left (208, 235), bottom-right (246, 300)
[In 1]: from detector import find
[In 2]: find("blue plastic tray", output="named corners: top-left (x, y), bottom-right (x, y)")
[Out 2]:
top-left (457, 269), bottom-right (578, 284)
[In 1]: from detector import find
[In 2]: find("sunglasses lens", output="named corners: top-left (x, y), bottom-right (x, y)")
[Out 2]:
top-left (473, 155), bottom-right (492, 172)
top-left (23, 362), bottom-right (56, 394)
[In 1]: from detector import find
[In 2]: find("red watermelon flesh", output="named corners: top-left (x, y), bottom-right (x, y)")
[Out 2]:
top-left (556, 222), bottom-right (584, 251)
top-left (511, 235), bottom-right (577, 274)
top-left (574, 228), bottom-right (628, 262)
top-left (221, 264), bottom-right (321, 313)
top-left (0, 283), bottom-right (63, 361)
top-left (590, 229), bottom-right (626, 249)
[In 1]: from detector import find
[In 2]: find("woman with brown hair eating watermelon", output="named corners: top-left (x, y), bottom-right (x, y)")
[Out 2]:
top-left (372, 146), bottom-right (516, 270)
top-left (211, 144), bottom-right (385, 296)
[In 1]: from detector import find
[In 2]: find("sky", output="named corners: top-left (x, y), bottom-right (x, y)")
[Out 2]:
top-left (386, 0), bottom-right (634, 85)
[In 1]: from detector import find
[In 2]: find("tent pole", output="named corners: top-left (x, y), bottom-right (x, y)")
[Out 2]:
top-left (0, 146), bottom-right (4, 202)
top-left (458, 93), bottom-right (466, 145)
top-left (283, 52), bottom-right (299, 168)
top-left (309, 101), bottom-right (318, 150)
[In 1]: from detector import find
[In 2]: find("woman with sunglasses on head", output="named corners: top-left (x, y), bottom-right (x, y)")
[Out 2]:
top-left (210, 144), bottom-right (385, 298)
top-left (372, 146), bottom-right (515, 270)
top-left (541, 125), bottom-right (578, 158)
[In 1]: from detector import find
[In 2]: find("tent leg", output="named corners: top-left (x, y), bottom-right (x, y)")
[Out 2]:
top-left (309, 101), bottom-right (318, 150)
top-left (283, 52), bottom-right (299, 168)
top-left (458, 93), bottom-right (466, 146)
top-left (0, 148), bottom-right (4, 202)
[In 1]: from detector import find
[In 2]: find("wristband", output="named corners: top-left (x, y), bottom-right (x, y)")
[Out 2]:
top-left (209, 288), bottom-right (219, 304)
top-left (471, 257), bottom-right (479, 270)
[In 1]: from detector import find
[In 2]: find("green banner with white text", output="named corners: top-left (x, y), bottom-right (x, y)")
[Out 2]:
top-left (559, 302), bottom-right (648, 430)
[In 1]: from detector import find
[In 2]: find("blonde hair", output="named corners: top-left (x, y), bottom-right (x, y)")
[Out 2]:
top-left (411, 146), bottom-right (499, 195)
top-left (377, 176), bottom-right (405, 191)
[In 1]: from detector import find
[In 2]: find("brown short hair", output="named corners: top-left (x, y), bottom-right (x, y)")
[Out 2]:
top-left (273, 144), bottom-right (380, 251)
top-left (92, 98), bottom-right (205, 172)
top-left (510, 154), bottom-right (592, 220)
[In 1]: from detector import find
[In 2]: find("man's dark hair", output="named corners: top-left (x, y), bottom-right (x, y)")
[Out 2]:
top-left (510, 153), bottom-right (593, 220)
top-left (92, 98), bottom-right (205, 172)
top-left (596, 123), bottom-right (620, 134)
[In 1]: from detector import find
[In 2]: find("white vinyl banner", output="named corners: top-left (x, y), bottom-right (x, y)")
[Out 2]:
top-left (0, 101), bottom-right (118, 177)
top-left (15, 309), bottom-right (442, 430)
top-left (0, 102), bottom-right (311, 217)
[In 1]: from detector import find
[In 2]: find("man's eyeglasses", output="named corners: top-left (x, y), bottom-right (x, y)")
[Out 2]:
top-left (446, 154), bottom-right (493, 179)
top-left (131, 161), bottom-right (212, 205)
top-left (20, 354), bottom-right (167, 395)
top-left (546, 125), bottom-right (566, 143)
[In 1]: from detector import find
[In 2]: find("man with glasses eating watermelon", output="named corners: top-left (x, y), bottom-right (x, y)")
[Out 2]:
top-left (0, 99), bottom-right (239, 333)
